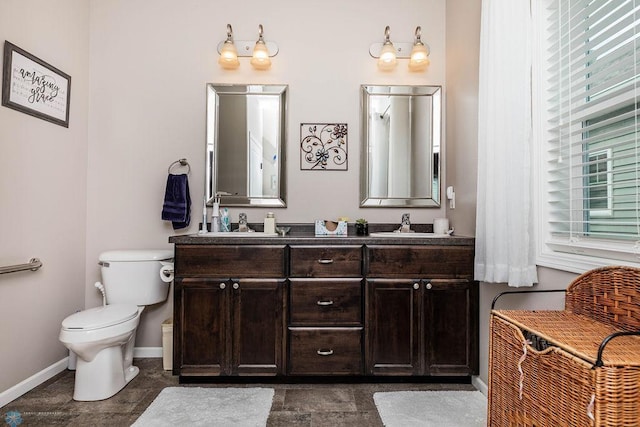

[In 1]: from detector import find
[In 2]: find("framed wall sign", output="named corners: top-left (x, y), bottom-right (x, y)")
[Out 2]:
top-left (2, 41), bottom-right (71, 127)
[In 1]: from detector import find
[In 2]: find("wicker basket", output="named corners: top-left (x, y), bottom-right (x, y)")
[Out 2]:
top-left (488, 266), bottom-right (640, 427)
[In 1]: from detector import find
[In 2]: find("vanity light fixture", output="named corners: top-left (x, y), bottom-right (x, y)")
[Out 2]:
top-left (377, 26), bottom-right (397, 71)
top-left (216, 24), bottom-right (279, 70)
top-left (250, 25), bottom-right (271, 70)
top-left (408, 26), bottom-right (430, 71)
top-left (218, 24), bottom-right (240, 70)
top-left (369, 26), bottom-right (430, 72)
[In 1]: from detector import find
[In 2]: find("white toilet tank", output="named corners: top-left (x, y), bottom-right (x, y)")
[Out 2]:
top-left (98, 249), bottom-right (173, 305)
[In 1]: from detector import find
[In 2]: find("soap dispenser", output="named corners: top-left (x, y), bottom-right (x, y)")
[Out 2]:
top-left (211, 199), bottom-right (220, 232)
top-left (264, 212), bottom-right (276, 234)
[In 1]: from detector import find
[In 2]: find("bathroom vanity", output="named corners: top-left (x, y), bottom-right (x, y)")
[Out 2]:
top-left (169, 226), bottom-right (478, 381)
top-left (175, 82), bottom-right (469, 381)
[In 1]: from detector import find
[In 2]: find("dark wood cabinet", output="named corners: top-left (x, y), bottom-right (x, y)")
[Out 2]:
top-left (231, 278), bottom-right (284, 376)
top-left (173, 245), bottom-right (285, 377)
top-left (287, 245), bottom-right (364, 375)
top-left (424, 278), bottom-right (478, 375)
top-left (177, 278), bottom-right (228, 376)
top-left (366, 279), bottom-right (422, 375)
top-left (365, 246), bottom-right (478, 376)
top-left (171, 237), bottom-right (477, 380)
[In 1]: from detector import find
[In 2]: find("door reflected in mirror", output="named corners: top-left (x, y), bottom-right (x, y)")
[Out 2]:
top-left (206, 84), bottom-right (287, 207)
top-left (360, 85), bottom-right (441, 207)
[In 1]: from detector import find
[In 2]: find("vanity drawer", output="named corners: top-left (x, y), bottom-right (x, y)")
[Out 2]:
top-left (289, 246), bottom-right (362, 277)
top-left (175, 245), bottom-right (286, 278)
top-left (367, 245), bottom-right (474, 278)
top-left (288, 328), bottom-right (363, 375)
top-left (289, 279), bottom-right (362, 326)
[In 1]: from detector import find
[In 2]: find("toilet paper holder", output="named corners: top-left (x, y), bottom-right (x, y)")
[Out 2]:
top-left (160, 261), bottom-right (175, 283)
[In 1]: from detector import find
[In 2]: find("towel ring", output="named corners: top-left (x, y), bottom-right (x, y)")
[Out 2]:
top-left (168, 158), bottom-right (190, 174)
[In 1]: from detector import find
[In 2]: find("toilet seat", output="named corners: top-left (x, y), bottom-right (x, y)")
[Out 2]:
top-left (62, 304), bottom-right (139, 331)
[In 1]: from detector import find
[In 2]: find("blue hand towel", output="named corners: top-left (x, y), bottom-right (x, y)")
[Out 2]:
top-left (162, 174), bottom-right (191, 229)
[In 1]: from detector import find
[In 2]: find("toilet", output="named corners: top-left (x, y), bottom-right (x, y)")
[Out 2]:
top-left (59, 249), bottom-right (173, 401)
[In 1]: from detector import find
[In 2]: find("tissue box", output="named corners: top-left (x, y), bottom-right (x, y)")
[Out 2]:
top-left (315, 220), bottom-right (348, 236)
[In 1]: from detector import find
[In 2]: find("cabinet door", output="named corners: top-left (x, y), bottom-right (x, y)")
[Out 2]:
top-left (423, 279), bottom-right (478, 375)
top-left (177, 278), bottom-right (229, 376)
top-left (231, 278), bottom-right (285, 375)
top-left (366, 279), bottom-right (422, 375)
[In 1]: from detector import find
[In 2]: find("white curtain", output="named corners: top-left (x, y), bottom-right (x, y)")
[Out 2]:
top-left (474, 0), bottom-right (538, 287)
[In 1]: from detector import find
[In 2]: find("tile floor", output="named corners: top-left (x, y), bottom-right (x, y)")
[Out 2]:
top-left (2, 359), bottom-right (477, 426)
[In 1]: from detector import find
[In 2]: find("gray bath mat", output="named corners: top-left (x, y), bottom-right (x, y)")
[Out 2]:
top-left (374, 390), bottom-right (486, 426)
top-left (131, 387), bottom-right (274, 427)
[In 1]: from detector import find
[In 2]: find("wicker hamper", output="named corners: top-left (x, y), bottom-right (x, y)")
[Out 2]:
top-left (488, 266), bottom-right (640, 427)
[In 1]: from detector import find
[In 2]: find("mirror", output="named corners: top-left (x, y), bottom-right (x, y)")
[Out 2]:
top-left (206, 84), bottom-right (287, 207)
top-left (360, 85), bottom-right (441, 207)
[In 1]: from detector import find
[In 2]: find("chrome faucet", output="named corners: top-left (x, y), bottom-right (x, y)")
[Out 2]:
top-left (399, 213), bottom-right (411, 232)
top-left (238, 213), bottom-right (249, 232)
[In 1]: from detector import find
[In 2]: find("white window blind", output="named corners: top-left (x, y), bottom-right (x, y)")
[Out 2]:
top-left (545, 0), bottom-right (640, 262)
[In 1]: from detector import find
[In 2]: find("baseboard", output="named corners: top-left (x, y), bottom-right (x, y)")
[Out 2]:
top-left (472, 375), bottom-right (488, 396)
top-left (0, 358), bottom-right (69, 409)
top-left (0, 348), bottom-right (163, 409)
top-left (134, 347), bottom-right (163, 358)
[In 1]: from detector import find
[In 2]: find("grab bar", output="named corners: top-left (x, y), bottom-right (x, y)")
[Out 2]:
top-left (0, 258), bottom-right (43, 275)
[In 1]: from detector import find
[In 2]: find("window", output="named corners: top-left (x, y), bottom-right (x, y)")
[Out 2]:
top-left (538, 0), bottom-right (640, 269)
top-left (586, 148), bottom-right (612, 217)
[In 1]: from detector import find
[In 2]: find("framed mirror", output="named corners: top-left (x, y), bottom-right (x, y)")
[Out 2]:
top-left (206, 84), bottom-right (288, 207)
top-left (360, 85), bottom-right (441, 207)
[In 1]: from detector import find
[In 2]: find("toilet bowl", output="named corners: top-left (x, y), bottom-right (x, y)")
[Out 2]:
top-left (59, 249), bottom-right (172, 401)
top-left (60, 304), bottom-right (142, 401)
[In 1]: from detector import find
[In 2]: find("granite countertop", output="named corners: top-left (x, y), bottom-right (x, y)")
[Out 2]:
top-left (168, 223), bottom-right (475, 246)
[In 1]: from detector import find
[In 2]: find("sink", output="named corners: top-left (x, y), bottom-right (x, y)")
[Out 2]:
top-left (197, 231), bottom-right (279, 237)
top-left (368, 232), bottom-right (450, 238)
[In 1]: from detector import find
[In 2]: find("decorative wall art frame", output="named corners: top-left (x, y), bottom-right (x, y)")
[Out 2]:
top-left (300, 123), bottom-right (348, 170)
top-left (2, 41), bottom-right (71, 127)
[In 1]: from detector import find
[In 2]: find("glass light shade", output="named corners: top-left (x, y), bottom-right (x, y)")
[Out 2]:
top-left (218, 41), bottom-right (240, 70)
top-left (251, 40), bottom-right (271, 70)
top-left (408, 43), bottom-right (430, 72)
top-left (377, 42), bottom-right (397, 71)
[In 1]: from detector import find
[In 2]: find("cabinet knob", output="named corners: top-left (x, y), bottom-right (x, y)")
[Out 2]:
top-left (425, 282), bottom-right (433, 290)
top-left (317, 349), bottom-right (334, 356)
top-left (413, 283), bottom-right (420, 290)
top-left (233, 283), bottom-right (239, 290)
top-left (317, 300), bottom-right (334, 306)
top-left (219, 283), bottom-right (226, 290)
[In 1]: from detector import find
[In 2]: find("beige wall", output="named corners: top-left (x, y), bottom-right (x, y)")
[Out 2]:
top-left (0, 0), bottom-right (89, 395)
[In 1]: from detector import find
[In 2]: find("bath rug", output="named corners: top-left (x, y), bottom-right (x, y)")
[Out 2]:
top-left (131, 387), bottom-right (274, 427)
top-left (373, 390), bottom-right (486, 427)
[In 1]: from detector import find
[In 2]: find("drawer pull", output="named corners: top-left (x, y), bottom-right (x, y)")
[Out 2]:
top-left (317, 259), bottom-right (334, 264)
top-left (317, 300), bottom-right (334, 306)
top-left (317, 349), bottom-right (334, 356)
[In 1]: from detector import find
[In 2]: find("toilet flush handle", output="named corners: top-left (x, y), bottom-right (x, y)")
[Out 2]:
top-left (95, 281), bottom-right (107, 306)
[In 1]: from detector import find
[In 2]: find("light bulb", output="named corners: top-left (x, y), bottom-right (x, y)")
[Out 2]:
top-left (378, 42), bottom-right (397, 71)
top-left (251, 40), bottom-right (271, 70)
top-left (409, 43), bottom-right (429, 72)
top-left (251, 25), bottom-right (271, 70)
top-left (408, 26), bottom-right (429, 72)
top-left (218, 41), bottom-right (239, 70)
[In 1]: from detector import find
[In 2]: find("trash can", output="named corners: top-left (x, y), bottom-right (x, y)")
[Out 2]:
top-left (162, 318), bottom-right (173, 370)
